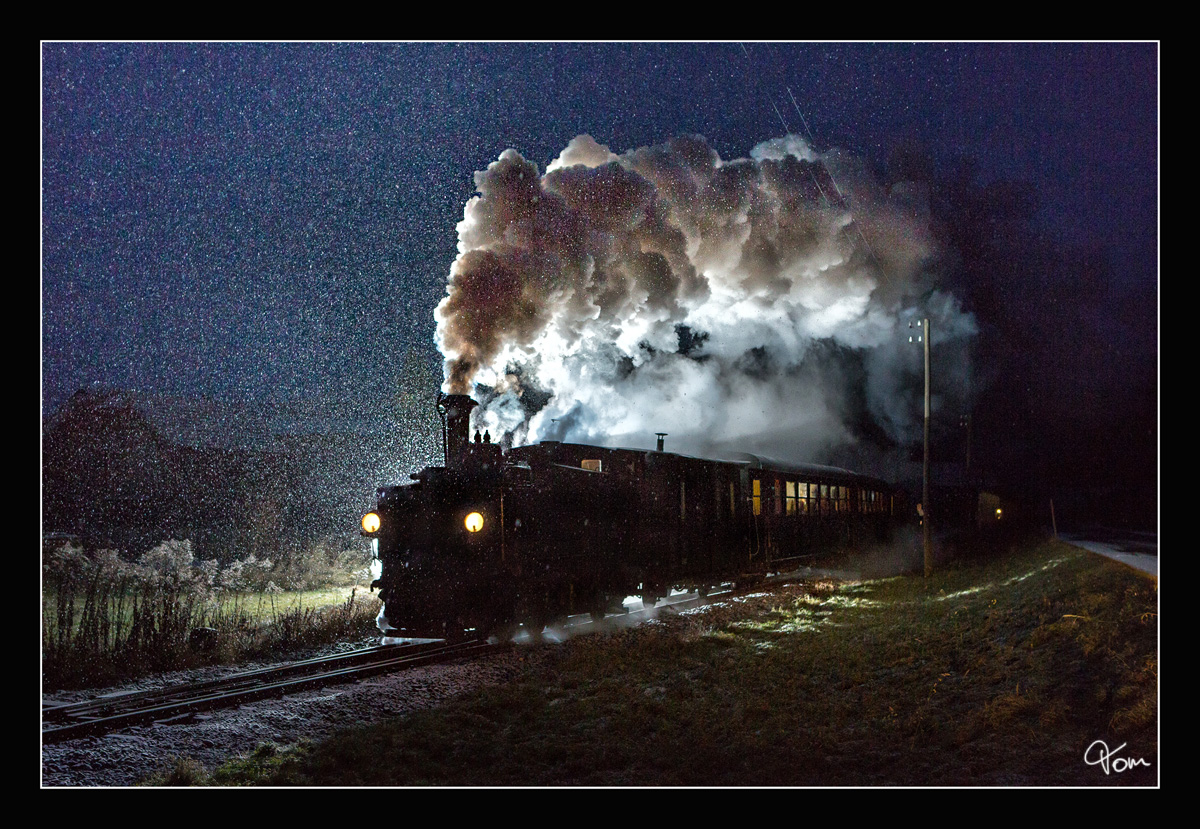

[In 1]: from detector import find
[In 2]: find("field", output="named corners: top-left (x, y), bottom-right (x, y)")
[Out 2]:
top-left (180, 534), bottom-right (1158, 787)
top-left (42, 540), bottom-right (382, 690)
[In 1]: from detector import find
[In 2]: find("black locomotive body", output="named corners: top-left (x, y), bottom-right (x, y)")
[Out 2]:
top-left (362, 395), bottom-right (898, 639)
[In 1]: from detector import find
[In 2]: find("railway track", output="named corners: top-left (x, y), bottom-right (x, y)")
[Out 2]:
top-left (42, 569), bottom-right (832, 746)
top-left (42, 638), bottom-right (500, 744)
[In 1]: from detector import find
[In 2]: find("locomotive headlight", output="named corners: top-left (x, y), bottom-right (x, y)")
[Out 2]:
top-left (464, 511), bottom-right (484, 533)
top-left (362, 512), bottom-right (382, 534)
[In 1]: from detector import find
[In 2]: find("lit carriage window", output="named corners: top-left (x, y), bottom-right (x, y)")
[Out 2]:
top-left (820, 484), bottom-right (829, 514)
top-left (752, 479), bottom-right (762, 516)
top-left (581, 459), bottom-right (602, 472)
top-left (786, 480), bottom-right (797, 516)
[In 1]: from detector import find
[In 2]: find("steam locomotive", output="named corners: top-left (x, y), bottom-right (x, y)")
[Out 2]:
top-left (361, 394), bottom-right (898, 640)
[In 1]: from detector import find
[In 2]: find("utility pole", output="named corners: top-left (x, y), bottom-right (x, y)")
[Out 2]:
top-left (961, 414), bottom-right (971, 480)
top-left (910, 318), bottom-right (932, 577)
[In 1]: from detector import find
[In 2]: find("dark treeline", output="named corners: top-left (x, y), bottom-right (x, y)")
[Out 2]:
top-left (41, 384), bottom-right (439, 563)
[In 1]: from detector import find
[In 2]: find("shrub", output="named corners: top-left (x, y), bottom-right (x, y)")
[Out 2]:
top-left (141, 756), bottom-right (212, 787)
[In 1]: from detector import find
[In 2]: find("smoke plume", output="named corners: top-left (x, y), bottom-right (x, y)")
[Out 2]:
top-left (434, 134), bottom-right (975, 465)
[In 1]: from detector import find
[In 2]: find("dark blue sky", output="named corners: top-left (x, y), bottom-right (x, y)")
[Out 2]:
top-left (41, 41), bottom-right (1158, 492)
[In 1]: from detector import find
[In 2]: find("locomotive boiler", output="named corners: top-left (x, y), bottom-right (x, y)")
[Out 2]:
top-left (361, 393), bottom-right (897, 640)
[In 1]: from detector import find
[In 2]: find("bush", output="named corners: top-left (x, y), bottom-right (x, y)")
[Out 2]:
top-left (141, 756), bottom-right (212, 787)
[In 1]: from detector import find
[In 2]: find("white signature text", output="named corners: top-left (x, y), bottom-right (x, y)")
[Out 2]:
top-left (1084, 740), bottom-right (1151, 775)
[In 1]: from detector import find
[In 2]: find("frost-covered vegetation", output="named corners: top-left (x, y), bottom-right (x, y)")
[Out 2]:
top-left (42, 537), bottom-right (381, 691)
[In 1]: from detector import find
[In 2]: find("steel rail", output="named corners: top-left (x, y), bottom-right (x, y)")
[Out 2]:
top-left (42, 639), bottom-right (500, 744)
top-left (42, 642), bottom-right (422, 721)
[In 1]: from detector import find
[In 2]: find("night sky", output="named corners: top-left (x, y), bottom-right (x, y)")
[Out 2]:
top-left (40, 42), bottom-right (1159, 521)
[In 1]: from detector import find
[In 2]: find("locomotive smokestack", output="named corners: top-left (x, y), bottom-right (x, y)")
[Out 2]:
top-left (656, 433), bottom-right (667, 452)
top-left (438, 393), bottom-right (479, 467)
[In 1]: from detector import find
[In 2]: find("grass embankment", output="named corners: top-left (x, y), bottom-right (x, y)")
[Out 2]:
top-left (178, 535), bottom-right (1158, 786)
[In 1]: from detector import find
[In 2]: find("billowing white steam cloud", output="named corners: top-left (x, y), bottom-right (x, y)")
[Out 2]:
top-left (435, 133), bottom-right (975, 464)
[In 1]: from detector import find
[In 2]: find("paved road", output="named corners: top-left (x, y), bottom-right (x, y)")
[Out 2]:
top-left (1059, 528), bottom-right (1157, 579)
